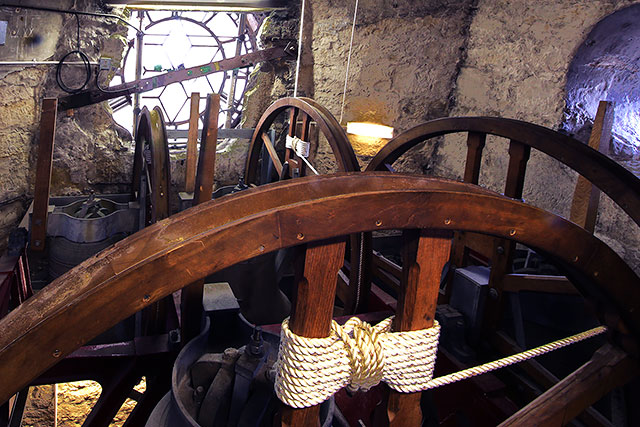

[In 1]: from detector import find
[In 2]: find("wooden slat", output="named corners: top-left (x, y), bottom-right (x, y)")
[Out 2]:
top-left (500, 344), bottom-right (638, 426)
top-left (502, 274), bottom-right (578, 295)
top-left (182, 93), bottom-right (220, 343)
top-left (386, 229), bottom-right (452, 425)
top-left (570, 101), bottom-right (614, 233)
top-left (484, 140), bottom-right (532, 332)
top-left (463, 131), bottom-right (486, 184)
top-left (261, 132), bottom-right (283, 176)
top-left (185, 92), bottom-right (200, 193)
top-left (492, 332), bottom-right (613, 427)
top-left (193, 93), bottom-right (220, 205)
top-left (281, 238), bottom-right (346, 426)
top-left (30, 98), bottom-right (58, 251)
top-left (448, 132), bottom-right (488, 301)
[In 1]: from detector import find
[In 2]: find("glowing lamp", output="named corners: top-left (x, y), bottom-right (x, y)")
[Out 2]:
top-left (346, 122), bottom-right (394, 139)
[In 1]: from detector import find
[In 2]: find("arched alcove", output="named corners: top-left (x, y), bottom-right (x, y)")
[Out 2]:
top-left (562, 4), bottom-right (640, 173)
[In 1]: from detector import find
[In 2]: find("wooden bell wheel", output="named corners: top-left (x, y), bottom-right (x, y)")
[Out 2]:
top-left (244, 97), bottom-right (367, 314)
top-left (0, 173), bottom-right (638, 425)
top-left (244, 97), bottom-right (360, 184)
top-left (365, 116), bottom-right (640, 226)
top-left (132, 106), bottom-right (172, 227)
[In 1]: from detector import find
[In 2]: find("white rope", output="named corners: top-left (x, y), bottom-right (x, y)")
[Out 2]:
top-left (293, 0), bottom-right (306, 98)
top-left (274, 316), bottom-right (607, 408)
top-left (275, 316), bottom-right (440, 408)
top-left (339, 0), bottom-right (359, 125)
top-left (423, 325), bottom-right (607, 389)
top-left (286, 135), bottom-right (319, 175)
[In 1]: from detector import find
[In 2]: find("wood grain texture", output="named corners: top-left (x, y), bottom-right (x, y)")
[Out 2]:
top-left (0, 173), bottom-right (638, 405)
top-left (193, 94), bottom-right (220, 205)
top-left (281, 238), bottom-right (346, 426)
top-left (365, 117), bottom-right (640, 230)
top-left (570, 101), bottom-right (614, 233)
top-left (387, 230), bottom-right (452, 425)
top-left (183, 93), bottom-right (220, 342)
top-left (30, 98), bottom-right (58, 251)
top-left (500, 344), bottom-right (638, 426)
top-left (185, 92), bottom-right (200, 193)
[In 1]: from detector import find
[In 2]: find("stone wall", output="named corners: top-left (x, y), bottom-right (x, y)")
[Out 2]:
top-left (244, 0), bottom-right (640, 271)
top-left (0, 0), bottom-right (130, 252)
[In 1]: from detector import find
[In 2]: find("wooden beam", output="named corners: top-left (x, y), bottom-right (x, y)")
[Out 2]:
top-left (181, 93), bottom-right (220, 343)
top-left (193, 93), bottom-right (220, 205)
top-left (185, 92), bottom-right (200, 193)
top-left (281, 238), bottom-right (346, 426)
top-left (570, 101), bottom-right (614, 233)
top-left (386, 229), bottom-right (452, 425)
top-left (261, 132), bottom-right (283, 177)
top-left (30, 98), bottom-right (58, 251)
top-left (499, 344), bottom-right (638, 426)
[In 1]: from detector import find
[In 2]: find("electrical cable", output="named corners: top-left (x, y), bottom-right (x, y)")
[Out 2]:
top-left (55, 14), bottom-right (91, 93)
top-left (0, 3), bottom-right (142, 34)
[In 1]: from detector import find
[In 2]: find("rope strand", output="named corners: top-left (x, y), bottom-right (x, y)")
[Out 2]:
top-left (275, 315), bottom-right (607, 408)
top-left (293, 0), bottom-right (306, 98)
top-left (339, 0), bottom-right (359, 124)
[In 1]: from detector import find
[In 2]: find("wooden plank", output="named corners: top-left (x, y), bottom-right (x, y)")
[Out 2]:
top-left (182, 93), bottom-right (220, 343)
top-left (30, 98), bottom-right (58, 251)
top-left (261, 132), bottom-right (283, 176)
top-left (570, 101), bottom-right (614, 233)
top-left (281, 238), bottom-right (346, 426)
top-left (185, 92), bottom-right (200, 193)
top-left (500, 344), bottom-right (638, 426)
top-left (448, 132), bottom-right (488, 301)
top-left (463, 131), bottom-right (486, 184)
top-left (386, 229), bottom-right (452, 426)
top-left (193, 93), bottom-right (220, 205)
top-left (492, 332), bottom-right (613, 427)
top-left (484, 140), bottom-right (531, 332)
top-left (502, 274), bottom-right (578, 295)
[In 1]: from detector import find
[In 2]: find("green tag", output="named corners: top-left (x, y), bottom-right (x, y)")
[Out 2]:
top-left (154, 64), bottom-right (162, 72)
top-left (187, 70), bottom-right (193, 76)
top-left (200, 65), bottom-right (212, 73)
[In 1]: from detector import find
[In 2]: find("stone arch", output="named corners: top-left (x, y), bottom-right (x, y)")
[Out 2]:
top-left (562, 4), bottom-right (640, 172)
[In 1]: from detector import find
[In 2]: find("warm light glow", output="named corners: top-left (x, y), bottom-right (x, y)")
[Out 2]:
top-left (346, 122), bottom-right (394, 139)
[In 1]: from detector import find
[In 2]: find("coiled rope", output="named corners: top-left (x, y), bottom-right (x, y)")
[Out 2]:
top-left (275, 316), bottom-right (607, 408)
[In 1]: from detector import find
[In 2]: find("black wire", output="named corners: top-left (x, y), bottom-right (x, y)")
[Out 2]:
top-left (55, 14), bottom-right (91, 93)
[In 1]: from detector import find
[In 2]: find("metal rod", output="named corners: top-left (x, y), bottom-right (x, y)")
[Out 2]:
top-left (225, 14), bottom-right (246, 128)
top-left (0, 3), bottom-right (142, 34)
top-left (133, 11), bottom-right (144, 134)
top-left (0, 61), bottom-right (99, 66)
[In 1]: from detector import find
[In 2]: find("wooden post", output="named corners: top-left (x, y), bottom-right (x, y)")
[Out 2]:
top-left (185, 92), bottom-right (200, 193)
top-left (281, 238), bottom-right (346, 426)
top-left (386, 229), bottom-right (452, 425)
top-left (484, 140), bottom-right (530, 332)
top-left (30, 98), bottom-right (58, 252)
top-left (570, 101), bottom-right (614, 233)
top-left (181, 94), bottom-right (220, 343)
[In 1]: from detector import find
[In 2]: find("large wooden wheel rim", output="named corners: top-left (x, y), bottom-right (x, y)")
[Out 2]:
top-left (244, 97), bottom-right (359, 184)
top-left (132, 106), bottom-right (172, 226)
top-left (0, 173), bottom-right (638, 424)
top-left (365, 116), bottom-right (640, 227)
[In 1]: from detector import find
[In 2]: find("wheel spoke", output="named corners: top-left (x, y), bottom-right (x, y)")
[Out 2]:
top-left (261, 132), bottom-right (283, 176)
